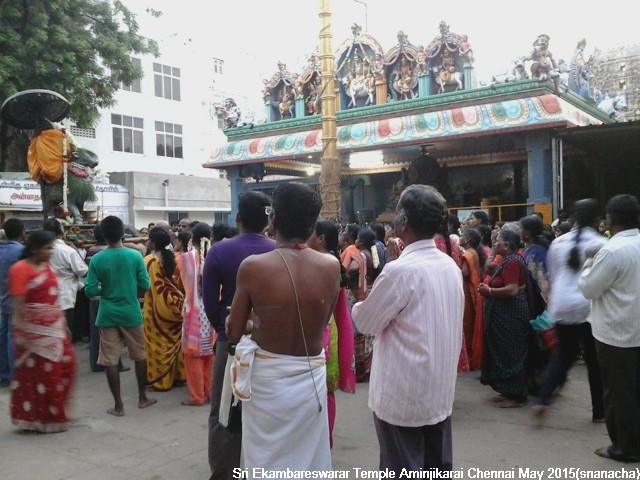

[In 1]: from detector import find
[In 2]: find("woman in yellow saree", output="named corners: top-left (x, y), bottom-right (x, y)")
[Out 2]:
top-left (143, 228), bottom-right (185, 391)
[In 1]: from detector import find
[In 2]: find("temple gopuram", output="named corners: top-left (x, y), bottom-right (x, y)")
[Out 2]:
top-left (205, 22), bottom-right (640, 223)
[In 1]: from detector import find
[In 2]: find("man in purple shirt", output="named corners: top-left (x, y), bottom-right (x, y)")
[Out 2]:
top-left (202, 191), bottom-right (275, 480)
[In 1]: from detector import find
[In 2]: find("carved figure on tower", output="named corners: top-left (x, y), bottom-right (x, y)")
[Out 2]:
top-left (335, 25), bottom-right (384, 108)
top-left (568, 38), bottom-right (594, 100)
top-left (424, 21), bottom-right (471, 94)
top-left (383, 30), bottom-right (421, 100)
top-left (527, 34), bottom-right (560, 88)
top-left (262, 61), bottom-right (297, 120)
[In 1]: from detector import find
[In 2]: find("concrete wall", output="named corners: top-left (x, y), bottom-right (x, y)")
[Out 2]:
top-left (109, 171), bottom-right (230, 229)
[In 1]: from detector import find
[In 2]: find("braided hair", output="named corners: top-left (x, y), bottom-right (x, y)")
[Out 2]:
top-left (191, 222), bottom-right (212, 273)
top-left (314, 219), bottom-right (348, 287)
top-left (567, 199), bottom-right (599, 271)
top-left (149, 227), bottom-right (176, 277)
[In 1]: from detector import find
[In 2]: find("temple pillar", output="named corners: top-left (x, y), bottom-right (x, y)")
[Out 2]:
top-left (295, 97), bottom-right (305, 118)
top-left (375, 79), bottom-right (387, 105)
top-left (334, 86), bottom-right (341, 112)
top-left (225, 166), bottom-right (247, 227)
top-left (525, 132), bottom-right (553, 211)
top-left (463, 64), bottom-right (474, 90)
top-left (418, 72), bottom-right (431, 97)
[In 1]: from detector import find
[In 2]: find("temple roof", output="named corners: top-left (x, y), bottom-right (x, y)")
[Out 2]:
top-left (204, 80), bottom-right (613, 173)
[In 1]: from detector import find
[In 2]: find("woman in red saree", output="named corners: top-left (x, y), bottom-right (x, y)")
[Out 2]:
top-left (9, 229), bottom-right (77, 433)
top-left (308, 219), bottom-right (356, 448)
top-left (434, 222), bottom-right (468, 372)
top-left (458, 228), bottom-right (487, 365)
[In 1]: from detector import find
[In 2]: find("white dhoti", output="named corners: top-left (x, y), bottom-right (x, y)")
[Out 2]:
top-left (231, 335), bottom-right (331, 474)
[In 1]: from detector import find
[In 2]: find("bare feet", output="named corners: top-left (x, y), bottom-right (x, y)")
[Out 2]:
top-left (495, 399), bottom-right (525, 408)
top-left (107, 407), bottom-right (125, 417)
top-left (181, 399), bottom-right (204, 406)
top-left (138, 398), bottom-right (157, 409)
top-left (532, 404), bottom-right (547, 426)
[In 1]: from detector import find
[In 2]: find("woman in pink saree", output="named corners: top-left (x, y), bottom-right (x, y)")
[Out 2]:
top-left (176, 223), bottom-right (216, 406)
top-left (308, 220), bottom-right (355, 448)
top-left (347, 228), bottom-right (382, 383)
top-left (9, 229), bottom-right (77, 433)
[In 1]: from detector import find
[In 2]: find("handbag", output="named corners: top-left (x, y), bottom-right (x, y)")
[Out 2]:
top-left (529, 310), bottom-right (558, 350)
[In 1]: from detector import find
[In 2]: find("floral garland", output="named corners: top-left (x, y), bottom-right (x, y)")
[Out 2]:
top-left (371, 244), bottom-right (380, 269)
top-left (200, 237), bottom-right (211, 274)
top-left (62, 128), bottom-right (69, 217)
top-left (59, 126), bottom-right (77, 222)
top-left (68, 162), bottom-right (93, 178)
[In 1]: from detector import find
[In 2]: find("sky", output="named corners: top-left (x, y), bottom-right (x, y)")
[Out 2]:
top-left (127, 0), bottom-right (640, 113)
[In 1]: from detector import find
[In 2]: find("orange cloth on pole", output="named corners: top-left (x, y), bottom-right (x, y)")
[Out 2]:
top-left (27, 129), bottom-right (71, 184)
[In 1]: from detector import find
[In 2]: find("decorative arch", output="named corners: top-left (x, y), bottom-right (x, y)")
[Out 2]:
top-left (334, 24), bottom-right (385, 109)
top-left (383, 30), bottom-right (421, 101)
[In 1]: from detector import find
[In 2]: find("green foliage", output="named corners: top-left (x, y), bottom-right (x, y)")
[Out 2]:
top-left (0, 0), bottom-right (159, 127)
top-left (67, 174), bottom-right (98, 205)
top-left (67, 173), bottom-right (97, 204)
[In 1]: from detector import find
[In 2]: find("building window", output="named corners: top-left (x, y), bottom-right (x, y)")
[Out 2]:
top-left (121, 57), bottom-right (142, 93)
top-left (112, 114), bottom-right (144, 154)
top-left (153, 62), bottom-right (181, 101)
top-left (155, 121), bottom-right (183, 158)
top-left (213, 58), bottom-right (224, 74)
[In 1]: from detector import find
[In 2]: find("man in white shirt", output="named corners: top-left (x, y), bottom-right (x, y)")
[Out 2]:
top-left (351, 185), bottom-right (464, 472)
top-left (579, 194), bottom-right (640, 463)
top-left (42, 218), bottom-right (88, 342)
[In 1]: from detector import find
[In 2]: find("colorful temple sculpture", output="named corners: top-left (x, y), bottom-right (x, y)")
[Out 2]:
top-left (208, 22), bottom-right (638, 224)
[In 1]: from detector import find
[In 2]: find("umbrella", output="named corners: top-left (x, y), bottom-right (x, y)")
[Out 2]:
top-left (1, 89), bottom-right (70, 130)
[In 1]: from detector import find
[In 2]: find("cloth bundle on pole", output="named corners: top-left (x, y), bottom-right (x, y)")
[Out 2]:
top-left (27, 129), bottom-right (71, 184)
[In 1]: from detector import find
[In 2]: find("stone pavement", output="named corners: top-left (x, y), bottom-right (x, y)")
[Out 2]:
top-left (1, 343), bottom-right (637, 479)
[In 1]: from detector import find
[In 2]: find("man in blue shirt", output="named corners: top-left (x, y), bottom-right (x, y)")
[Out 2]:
top-left (0, 218), bottom-right (25, 387)
top-left (202, 191), bottom-right (275, 480)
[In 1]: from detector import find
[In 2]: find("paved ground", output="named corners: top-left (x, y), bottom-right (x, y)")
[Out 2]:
top-left (1, 343), bottom-right (638, 479)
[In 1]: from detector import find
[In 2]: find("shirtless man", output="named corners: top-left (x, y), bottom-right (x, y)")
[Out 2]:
top-left (227, 182), bottom-right (340, 473)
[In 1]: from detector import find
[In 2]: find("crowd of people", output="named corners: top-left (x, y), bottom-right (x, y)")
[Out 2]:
top-left (1, 184), bottom-right (640, 473)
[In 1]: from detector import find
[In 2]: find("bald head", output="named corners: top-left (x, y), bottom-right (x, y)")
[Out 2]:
top-left (155, 220), bottom-right (171, 231)
top-left (178, 218), bottom-right (192, 232)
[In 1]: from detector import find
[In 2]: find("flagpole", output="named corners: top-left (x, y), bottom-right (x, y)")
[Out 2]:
top-left (318, 0), bottom-right (340, 221)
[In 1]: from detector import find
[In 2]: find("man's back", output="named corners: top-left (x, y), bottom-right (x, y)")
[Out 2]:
top-left (352, 240), bottom-right (464, 426)
top-left (85, 247), bottom-right (149, 328)
top-left (238, 248), bottom-right (340, 356)
top-left (580, 229), bottom-right (640, 347)
top-left (50, 239), bottom-right (88, 310)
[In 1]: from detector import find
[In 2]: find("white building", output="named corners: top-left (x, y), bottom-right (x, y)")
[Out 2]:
top-left (67, 14), bottom-right (238, 228)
